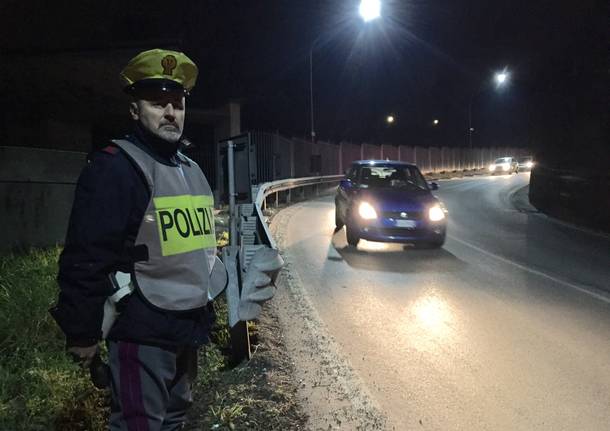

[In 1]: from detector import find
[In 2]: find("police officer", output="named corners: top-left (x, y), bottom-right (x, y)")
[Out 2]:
top-left (52, 49), bottom-right (227, 430)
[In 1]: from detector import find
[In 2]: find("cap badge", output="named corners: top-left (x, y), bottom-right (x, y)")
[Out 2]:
top-left (161, 55), bottom-right (178, 76)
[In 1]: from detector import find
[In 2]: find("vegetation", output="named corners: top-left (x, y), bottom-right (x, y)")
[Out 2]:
top-left (0, 247), bottom-right (107, 430)
top-left (0, 238), bottom-right (304, 430)
top-left (0, 245), bottom-right (234, 430)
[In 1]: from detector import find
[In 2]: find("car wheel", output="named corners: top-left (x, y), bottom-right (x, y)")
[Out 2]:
top-left (335, 208), bottom-right (344, 229)
top-left (345, 224), bottom-right (360, 247)
top-left (429, 238), bottom-right (445, 248)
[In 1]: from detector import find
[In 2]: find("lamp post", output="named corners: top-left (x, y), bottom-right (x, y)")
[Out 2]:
top-left (468, 70), bottom-right (510, 148)
top-left (309, 48), bottom-right (315, 142)
top-left (309, 0), bottom-right (381, 142)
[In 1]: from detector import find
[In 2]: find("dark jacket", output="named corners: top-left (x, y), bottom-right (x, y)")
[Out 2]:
top-left (53, 131), bottom-right (213, 348)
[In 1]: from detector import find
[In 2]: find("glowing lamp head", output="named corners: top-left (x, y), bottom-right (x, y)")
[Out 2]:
top-left (359, 0), bottom-right (381, 22)
top-left (495, 71), bottom-right (509, 86)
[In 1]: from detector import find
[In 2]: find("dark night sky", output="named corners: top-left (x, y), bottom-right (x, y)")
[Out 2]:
top-left (1, 0), bottom-right (608, 164)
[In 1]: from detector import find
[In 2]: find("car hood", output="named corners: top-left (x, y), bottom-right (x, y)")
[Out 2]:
top-left (355, 188), bottom-right (437, 212)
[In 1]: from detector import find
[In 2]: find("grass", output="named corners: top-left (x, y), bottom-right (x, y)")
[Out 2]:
top-left (0, 247), bottom-right (108, 431)
top-left (0, 241), bottom-right (235, 430)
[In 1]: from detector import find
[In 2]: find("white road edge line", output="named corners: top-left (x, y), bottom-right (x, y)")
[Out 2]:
top-left (448, 234), bottom-right (610, 305)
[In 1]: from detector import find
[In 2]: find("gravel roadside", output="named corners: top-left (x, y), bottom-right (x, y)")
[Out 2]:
top-left (269, 203), bottom-right (388, 430)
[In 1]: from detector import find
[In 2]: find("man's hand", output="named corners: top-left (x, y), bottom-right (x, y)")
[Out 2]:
top-left (67, 344), bottom-right (99, 368)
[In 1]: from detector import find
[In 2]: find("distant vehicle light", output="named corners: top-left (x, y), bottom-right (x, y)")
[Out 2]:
top-left (429, 205), bottom-right (445, 222)
top-left (358, 201), bottom-right (378, 219)
top-left (489, 164), bottom-right (496, 171)
top-left (526, 161), bottom-right (534, 168)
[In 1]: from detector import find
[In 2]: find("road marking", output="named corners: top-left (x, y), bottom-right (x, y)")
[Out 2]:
top-left (448, 234), bottom-right (610, 304)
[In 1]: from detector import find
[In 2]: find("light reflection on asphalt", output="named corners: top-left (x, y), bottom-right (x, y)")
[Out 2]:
top-left (400, 290), bottom-right (460, 359)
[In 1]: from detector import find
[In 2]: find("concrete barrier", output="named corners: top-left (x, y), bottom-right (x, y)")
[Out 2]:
top-left (0, 146), bottom-right (86, 253)
top-left (530, 165), bottom-right (610, 232)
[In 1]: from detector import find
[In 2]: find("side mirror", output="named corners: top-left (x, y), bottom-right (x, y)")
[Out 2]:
top-left (429, 182), bottom-right (439, 190)
top-left (340, 179), bottom-right (353, 189)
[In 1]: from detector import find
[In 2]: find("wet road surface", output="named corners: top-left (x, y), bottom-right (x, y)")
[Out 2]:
top-left (278, 172), bottom-right (610, 430)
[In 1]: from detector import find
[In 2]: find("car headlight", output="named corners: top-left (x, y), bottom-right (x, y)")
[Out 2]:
top-left (489, 164), bottom-right (496, 171)
top-left (428, 204), bottom-right (445, 222)
top-left (358, 201), bottom-right (377, 220)
top-left (501, 163), bottom-right (510, 171)
top-left (526, 161), bottom-right (534, 168)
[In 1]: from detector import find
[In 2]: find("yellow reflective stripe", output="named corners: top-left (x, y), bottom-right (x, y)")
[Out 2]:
top-left (153, 194), bottom-right (216, 256)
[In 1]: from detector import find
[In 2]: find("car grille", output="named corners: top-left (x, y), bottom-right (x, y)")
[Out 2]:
top-left (381, 211), bottom-right (423, 220)
top-left (368, 227), bottom-right (427, 237)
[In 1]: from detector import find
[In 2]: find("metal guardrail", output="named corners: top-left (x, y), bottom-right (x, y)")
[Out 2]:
top-left (254, 175), bottom-right (344, 203)
top-left (223, 172), bottom-right (343, 363)
top-left (252, 174), bottom-right (344, 247)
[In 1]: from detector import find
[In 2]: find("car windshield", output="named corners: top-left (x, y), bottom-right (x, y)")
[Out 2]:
top-left (358, 165), bottom-right (428, 190)
top-left (494, 157), bottom-right (511, 164)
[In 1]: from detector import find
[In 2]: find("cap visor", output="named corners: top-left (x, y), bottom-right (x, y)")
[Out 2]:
top-left (126, 79), bottom-right (187, 97)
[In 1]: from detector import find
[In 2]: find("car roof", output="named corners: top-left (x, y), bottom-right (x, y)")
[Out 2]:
top-left (351, 160), bottom-right (417, 168)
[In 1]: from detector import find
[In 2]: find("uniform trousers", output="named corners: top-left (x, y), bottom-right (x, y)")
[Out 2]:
top-left (107, 341), bottom-right (198, 431)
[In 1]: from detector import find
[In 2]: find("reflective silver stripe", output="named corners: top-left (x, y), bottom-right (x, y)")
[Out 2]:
top-left (113, 139), bottom-right (224, 311)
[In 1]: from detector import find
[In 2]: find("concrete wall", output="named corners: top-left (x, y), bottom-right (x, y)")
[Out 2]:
top-left (340, 142), bottom-right (360, 173)
top-left (254, 132), bottom-right (531, 178)
top-left (530, 166), bottom-right (610, 232)
top-left (362, 144), bottom-right (381, 160)
top-left (0, 146), bottom-right (86, 253)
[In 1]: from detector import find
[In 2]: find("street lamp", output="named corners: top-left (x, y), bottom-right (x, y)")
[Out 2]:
top-left (495, 71), bottom-right (508, 86)
top-left (386, 115), bottom-right (395, 124)
top-left (468, 69), bottom-right (509, 148)
top-left (359, 0), bottom-right (381, 22)
top-left (433, 119), bottom-right (439, 125)
top-left (309, 1), bottom-right (381, 142)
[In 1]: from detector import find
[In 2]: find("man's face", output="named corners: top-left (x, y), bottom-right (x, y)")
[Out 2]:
top-left (130, 91), bottom-right (186, 143)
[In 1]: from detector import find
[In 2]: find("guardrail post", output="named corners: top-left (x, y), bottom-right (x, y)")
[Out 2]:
top-left (286, 189), bottom-right (291, 204)
top-left (222, 245), bottom-right (251, 364)
top-left (275, 191), bottom-right (279, 207)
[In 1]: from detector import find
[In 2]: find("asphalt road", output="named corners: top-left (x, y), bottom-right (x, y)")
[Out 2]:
top-left (278, 172), bottom-right (610, 430)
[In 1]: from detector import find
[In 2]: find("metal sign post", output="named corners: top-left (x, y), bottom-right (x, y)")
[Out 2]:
top-left (226, 140), bottom-right (237, 246)
top-left (218, 133), bottom-right (281, 364)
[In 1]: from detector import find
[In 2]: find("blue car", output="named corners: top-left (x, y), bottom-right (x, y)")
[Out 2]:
top-left (335, 160), bottom-right (447, 248)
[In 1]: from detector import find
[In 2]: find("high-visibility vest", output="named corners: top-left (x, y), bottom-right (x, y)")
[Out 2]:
top-left (113, 139), bottom-right (223, 311)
